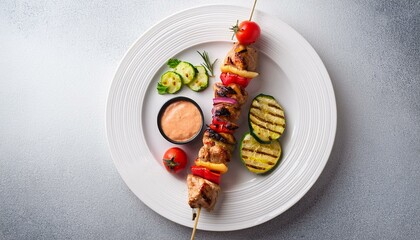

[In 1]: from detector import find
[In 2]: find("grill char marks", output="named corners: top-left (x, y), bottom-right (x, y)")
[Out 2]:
top-left (249, 95), bottom-right (286, 142)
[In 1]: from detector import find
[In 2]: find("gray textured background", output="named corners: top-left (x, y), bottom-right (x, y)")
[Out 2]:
top-left (1, 0), bottom-right (419, 239)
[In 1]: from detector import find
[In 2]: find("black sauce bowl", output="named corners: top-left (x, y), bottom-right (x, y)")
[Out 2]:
top-left (157, 96), bottom-right (204, 144)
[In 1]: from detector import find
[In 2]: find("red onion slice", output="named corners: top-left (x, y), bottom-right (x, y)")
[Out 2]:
top-left (213, 97), bottom-right (237, 105)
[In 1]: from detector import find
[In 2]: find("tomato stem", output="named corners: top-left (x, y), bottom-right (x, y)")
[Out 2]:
top-left (229, 20), bottom-right (239, 40)
top-left (249, 0), bottom-right (258, 21)
top-left (164, 157), bottom-right (179, 171)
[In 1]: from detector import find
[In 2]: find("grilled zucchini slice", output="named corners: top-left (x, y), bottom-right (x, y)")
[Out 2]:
top-left (157, 71), bottom-right (183, 94)
top-left (240, 133), bottom-right (282, 174)
top-left (188, 65), bottom-right (209, 91)
top-left (249, 94), bottom-right (286, 143)
top-left (174, 61), bottom-right (196, 84)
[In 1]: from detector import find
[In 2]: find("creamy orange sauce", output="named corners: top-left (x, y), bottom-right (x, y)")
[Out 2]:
top-left (161, 100), bottom-right (202, 142)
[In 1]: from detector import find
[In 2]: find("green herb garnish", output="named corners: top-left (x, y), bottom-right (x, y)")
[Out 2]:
top-left (157, 82), bottom-right (169, 94)
top-left (167, 58), bottom-right (181, 68)
top-left (197, 51), bottom-right (217, 77)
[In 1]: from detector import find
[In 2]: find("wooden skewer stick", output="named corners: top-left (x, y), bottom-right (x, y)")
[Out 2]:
top-left (190, 207), bottom-right (201, 240)
top-left (249, 0), bottom-right (258, 21)
top-left (190, 2), bottom-right (258, 240)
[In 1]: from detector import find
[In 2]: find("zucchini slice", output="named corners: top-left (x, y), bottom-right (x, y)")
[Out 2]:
top-left (249, 94), bottom-right (286, 143)
top-left (174, 61), bottom-right (196, 84)
top-left (157, 71), bottom-right (182, 94)
top-left (188, 65), bottom-right (209, 92)
top-left (240, 133), bottom-right (282, 174)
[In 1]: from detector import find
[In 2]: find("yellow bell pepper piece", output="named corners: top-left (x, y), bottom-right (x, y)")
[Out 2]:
top-left (195, 160), bottom-right (228, 174)
top-left (220, 65), bottom-right (259, 79)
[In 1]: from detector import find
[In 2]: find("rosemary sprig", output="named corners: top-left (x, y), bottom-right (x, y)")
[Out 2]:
top-left (197, 50), bottom-right (217, 77)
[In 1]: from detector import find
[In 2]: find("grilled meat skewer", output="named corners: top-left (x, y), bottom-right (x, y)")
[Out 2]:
top-left (187, 41), bottom-right (258, 212)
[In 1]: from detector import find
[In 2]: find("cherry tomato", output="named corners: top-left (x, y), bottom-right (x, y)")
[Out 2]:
top-left (232, 20), bottom-right (261, 45)
top-left (162, 147), bottom-right (187, 173)
top-left (220, 72), bottom-right (252, 88)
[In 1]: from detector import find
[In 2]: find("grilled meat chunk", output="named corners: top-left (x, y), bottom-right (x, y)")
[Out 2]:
top-left (203, 128), bottom-right (236, 145)
top-left (214, 82), bottom-right (248, 105)
top-left (212, 103), bottom-right (241, 122)
top-left (223, 42), bottom-right (258, 72)
top-left (214, 83), bottom-right (236, 97)
top-left (202, 132), bottom-right (235, 154)
top-left (187, 174), bottom-right (221, 211)
top-left (198, 144), bottom-right (232, 165)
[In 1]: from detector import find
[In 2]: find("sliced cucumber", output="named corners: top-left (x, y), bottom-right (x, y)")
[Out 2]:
top-left (240, 133), bottom-right (282, 174)
top-left (157, 71), bottom-right (182, 94)
top-left (188, 66), bottom-right (209, 92)
top-left (248, 94), bottom-right (286, 143)
top-left (174, 61), bottom-right (196, 84)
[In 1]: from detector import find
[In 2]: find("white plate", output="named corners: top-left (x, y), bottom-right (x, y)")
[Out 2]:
top-left (106, 5), bottom-right (336, 231)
